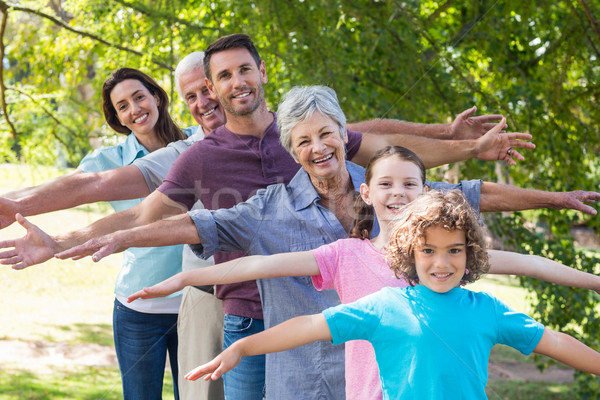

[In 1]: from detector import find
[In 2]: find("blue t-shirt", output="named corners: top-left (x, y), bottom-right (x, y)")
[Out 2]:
top-left (78, 132), bottom-right (185, 298)
top-left (324, 285), bottom-right (544, 400)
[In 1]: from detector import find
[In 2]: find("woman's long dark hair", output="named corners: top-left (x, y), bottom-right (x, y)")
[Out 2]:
top-left (350, 146), bottom-right (426, 240)
top-left (102, 68), bottom-right (185, 146)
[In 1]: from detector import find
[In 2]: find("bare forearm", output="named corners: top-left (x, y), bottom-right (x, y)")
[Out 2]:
top-left (120, 213), bottom-right (201, 249)
top-left (487, 250), bottom-right (600, 291)
top-left (5, 167), bottom-right (150, 218)
top-left (347, 120), bottom-right (449, 139)
top-left (182, 252), bottom-right (318, 286)
top-left (233, 314), bottom-right (331, 358)
top-left (480, 183), bottom-right (558, 212)
top-left (355, 133), bottom-right (477, 168)
top-left (481, 183), bottom-right (600, 215)
top-left (535, 329), bottom-right (600, 375)
top-left (52, 208), bottom-right (142, 252)
top-left (54, 190), bottom-right (185, 251)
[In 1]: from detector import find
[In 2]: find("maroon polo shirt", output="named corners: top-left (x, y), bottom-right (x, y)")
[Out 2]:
top-left (158, 112), bottom-right (362, 319)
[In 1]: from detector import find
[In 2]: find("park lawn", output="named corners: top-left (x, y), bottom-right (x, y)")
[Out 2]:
top-left (0, 366), bottom-right (175, 400)
top-left (0, 164), bottom-right (580, 399)
top-left (0, 164), bottom-right (176, 399)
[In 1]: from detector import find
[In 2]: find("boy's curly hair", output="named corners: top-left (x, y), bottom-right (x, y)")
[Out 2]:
top-left (386, 190), bottom-right (489, 286)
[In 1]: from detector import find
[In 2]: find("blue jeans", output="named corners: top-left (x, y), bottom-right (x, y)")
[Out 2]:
top-left (222, 314), bottom-right (265, 400)
top-left (113, 299), bottom-right (179, 400)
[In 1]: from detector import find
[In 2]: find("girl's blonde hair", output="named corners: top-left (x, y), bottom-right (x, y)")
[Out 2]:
top-left (387, 190), bottom-right (489, 286)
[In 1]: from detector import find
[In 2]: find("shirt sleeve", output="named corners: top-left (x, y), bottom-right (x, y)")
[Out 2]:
top-left (133, 128), bottom-right (203, 192)
top-left (345, 130), bottom-right (363, 160)
top-left (134, 144), bottom-right (184, 192)
top-left (157, 141), bottom-right (205, 210)
top-left (187, 187), bottom-right (272, 259)
top-left (492, 295), bottom-right (545, 355)
top-left (311, 241), bottom-right (340, 291)
top-left (78, 147), bottom-right (118, 173)
top-left (323, 290), bottom-right (385, 345)
top-left (427, 179), bottom-right (482, 213)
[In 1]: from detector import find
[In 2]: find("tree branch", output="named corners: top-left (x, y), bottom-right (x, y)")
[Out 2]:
top-left (0, 0), bottom-right (173, 70)
top-left (113, 0), bottom-right (222, 34)
top-left (577, 0), bottom-right (600, 45)
top-left (8, 86), bottom-right (75, 148)
top-left (391, 1), bottom-right (508, 119)
top-left (426, 0), bottom-right (457, 25)
top-left (0, 6), bottom-right (18, 138)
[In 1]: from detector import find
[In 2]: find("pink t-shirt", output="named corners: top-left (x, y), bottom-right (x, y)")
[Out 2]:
top-left (312, 238), bottom-right (408, 400)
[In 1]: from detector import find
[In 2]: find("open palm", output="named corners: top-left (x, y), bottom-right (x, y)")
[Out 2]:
top-left (0, 214), bottom-right (58, 269)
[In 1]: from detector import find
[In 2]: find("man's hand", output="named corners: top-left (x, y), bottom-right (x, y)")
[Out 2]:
top-left (0, 214), bottom-right (58, 269)
top-left (552, 191), bottom-right (600, 216)
top-left (55, 231), bottom-right (127, 262)
top-left (0, 197), bottom-right (20, 230)
top-left (127, 274), bottom-right (186, 303)
top-left (447, 106), bottom-right (504, 140)
top-left (475, 118), bottom-right (535, 165)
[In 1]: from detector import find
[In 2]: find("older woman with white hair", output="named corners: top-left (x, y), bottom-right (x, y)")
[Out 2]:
top-left (47, 85), bottom-right (483, 399)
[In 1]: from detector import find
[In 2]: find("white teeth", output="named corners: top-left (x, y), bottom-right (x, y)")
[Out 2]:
top-left (313, 154), bottom-right (333, 163)
top-left (134, 114), bottom-right (148, 123)
top-left (234, 92), bottom-right (250, 99)
top-left (388, 204), bottom-right (403, 209)
top-left (433, 272), bottom-right (452, 278)
top-left (202, 106), bottom-right (216, 116)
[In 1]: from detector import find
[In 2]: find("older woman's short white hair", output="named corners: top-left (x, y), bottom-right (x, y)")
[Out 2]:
top-left (174, 51), bottom-right (205, 99)
top-left (277, 85), bottom-right (347, 159)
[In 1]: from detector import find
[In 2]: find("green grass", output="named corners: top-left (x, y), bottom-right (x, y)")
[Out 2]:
top-left (0, 164), bottom-right (174, 399)
top-left (0, 366), bottom-right (174, 400)
top-left (486, 380), bottom-right (573, 400)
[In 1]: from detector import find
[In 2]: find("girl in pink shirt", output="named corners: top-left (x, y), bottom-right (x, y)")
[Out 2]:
top-left (129, 146), bottom-right (600, 400)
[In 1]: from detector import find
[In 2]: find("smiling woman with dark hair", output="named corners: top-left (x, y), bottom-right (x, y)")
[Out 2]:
top-left (73, 67), bottom-right (187, 399)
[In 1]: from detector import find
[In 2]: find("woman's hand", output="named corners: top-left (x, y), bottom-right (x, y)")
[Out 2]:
top-left (0, 214), bottom-right (58, 269)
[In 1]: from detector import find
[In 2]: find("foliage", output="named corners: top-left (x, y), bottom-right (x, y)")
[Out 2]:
top-left (0, 0), bottom-right (599, 394)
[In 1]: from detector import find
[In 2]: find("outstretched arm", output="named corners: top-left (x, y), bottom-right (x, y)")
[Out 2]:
top-left (55, 212), bottom-right (200, 262)
top-left (127, 251), bottom-right (320, 302)
top-left (534, 328), bottom-right (600, 375)
top-left (487, 250), bottom-right (600, 294)
top-left (186, 313), bottom-right (331, 382)
top-left (480, 183), bottom-right (600, 215)
top-left (347, 106), bottom-right (502, 140)
top-left (0, 190), bottom-right (185, 269)
top-left (352, 118), bottom-right (534, 169)
top-left (0, 166), bottom-right (150, 229)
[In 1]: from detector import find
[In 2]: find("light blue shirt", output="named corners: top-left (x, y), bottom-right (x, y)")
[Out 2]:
top-left (324, 285), bottom-right (544, 400)
top-left (188, 161), bottom-right (482, 400)
top-left (79, 132), bottom-right (185, 298)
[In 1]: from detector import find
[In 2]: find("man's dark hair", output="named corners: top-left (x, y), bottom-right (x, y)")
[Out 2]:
top-left (203, 33), bottom-right (261, 81)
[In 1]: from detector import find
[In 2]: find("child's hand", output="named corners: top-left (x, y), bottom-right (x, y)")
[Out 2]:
top-left (185, 347), bottom-right (243, 381)
top-left (127, 275), bottom-right (185, 302)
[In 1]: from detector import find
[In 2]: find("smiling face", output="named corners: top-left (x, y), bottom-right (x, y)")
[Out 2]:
top-left (414, 225), bottom-right (467, 293)
top-left (290, 112), bottom-right (348, 182)
top-left (179, 66), bottom-right (226, 132)
top-left (360, 157), bottom-right (425, 226)
top-left (110, 79), bottom-right (160, 137)
top-left (206, 47), bottom-right (267, 117)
